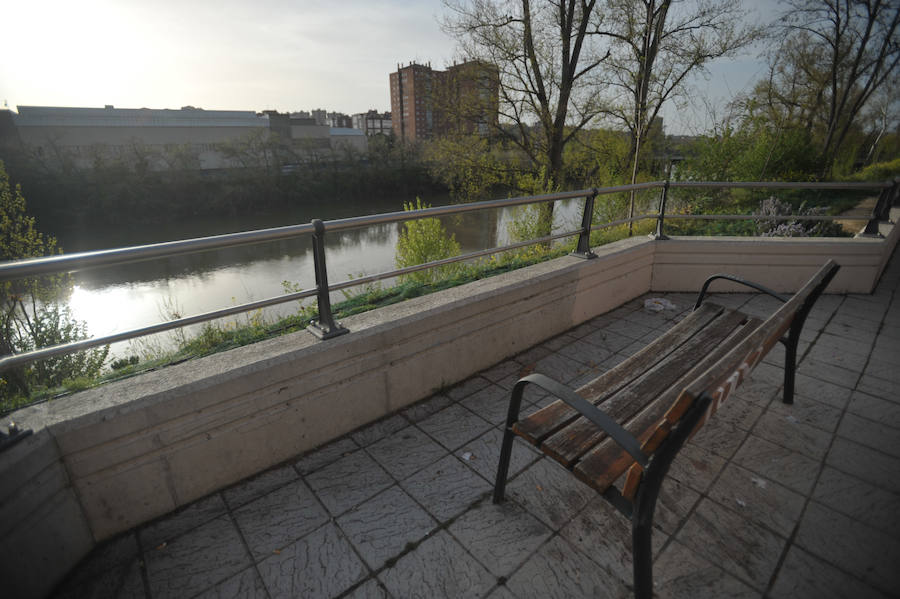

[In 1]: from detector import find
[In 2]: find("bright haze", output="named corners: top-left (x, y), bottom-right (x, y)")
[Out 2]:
top-left (1, 0), bottom-right (773, 135)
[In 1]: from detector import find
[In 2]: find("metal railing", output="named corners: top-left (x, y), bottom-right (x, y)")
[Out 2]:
top-left (0, 178), bottom-right (896, 374)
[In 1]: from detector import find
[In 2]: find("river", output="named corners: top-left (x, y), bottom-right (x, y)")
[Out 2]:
top-left (53, 194), bottom-right (585, 359)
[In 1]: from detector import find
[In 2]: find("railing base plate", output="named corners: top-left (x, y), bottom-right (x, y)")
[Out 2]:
top-left (569, 250), bottom-right (597, 260)
top-left (307, 321), bottom-right (349, 340)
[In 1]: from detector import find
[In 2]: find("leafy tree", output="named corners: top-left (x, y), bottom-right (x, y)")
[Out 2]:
top-left (442, 0), bottom-right (611, 230)
top-left (594, 0), bottom-right (762, 225)
top-left (757, 0), bottom-right (900, 176)
top-left (395, 198), bottom-right (462, 284)
top-left (0, 160), bottom-right (108, 400)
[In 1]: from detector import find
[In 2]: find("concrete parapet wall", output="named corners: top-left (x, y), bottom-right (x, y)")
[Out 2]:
top-left (1, 226), bottom-right (897, 598)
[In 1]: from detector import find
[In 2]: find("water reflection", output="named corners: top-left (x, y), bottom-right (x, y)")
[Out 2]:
top-left (60, 197), bottom-right (585, 357)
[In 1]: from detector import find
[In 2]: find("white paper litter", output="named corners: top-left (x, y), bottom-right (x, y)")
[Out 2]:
top-left (461, 452), bottom-right (474, 461)
top-left (736, 498), bottom-right (747, 508)
top-left (751, 477), bottom-right (768, 489)
top-left (644, 298), bottom-right (677, 312)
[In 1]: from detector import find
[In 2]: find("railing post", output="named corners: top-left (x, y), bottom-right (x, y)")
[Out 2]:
top-left (650, 180), bottom-right (670, 240)
top-left (858, 179), bottom-right (894, 238)
top-left (307, 219), bottom-right (349, 340)
top-left (571, 188), bottom-right (598, 259)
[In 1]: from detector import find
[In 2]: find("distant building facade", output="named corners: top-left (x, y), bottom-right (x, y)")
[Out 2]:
top-left (389, 60), bottom-right (499, 142)
top-left (5, 105), bottom-right (367, 171)
top-left (351, 110), bottom-right (392, 136)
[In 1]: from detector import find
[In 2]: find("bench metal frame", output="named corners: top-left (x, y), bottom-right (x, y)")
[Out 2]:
top-left (493, 261), bottom-right (839, 599)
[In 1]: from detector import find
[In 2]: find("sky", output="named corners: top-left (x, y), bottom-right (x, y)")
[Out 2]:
top-left (1, 0), bottom-right (777, 136)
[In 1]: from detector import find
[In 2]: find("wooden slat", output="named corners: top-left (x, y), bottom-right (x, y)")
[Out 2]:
top-left (572, 317), bottom-right (761, 493)
top-left (540, 310), bottom-right (750, 466)
top-left (513, 302), bottom-right (725, 444)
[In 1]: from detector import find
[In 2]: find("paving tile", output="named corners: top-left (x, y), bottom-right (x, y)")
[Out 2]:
top-left (710, 396), bottom-right (764, 432)
top-left (378, 530), bottom-right (495, 599)
top-left (448, 499), bottom-right (551, 577)
top-left (461, 383), bottom-right (515, 425)
top-left (559, 497), bottom-right (666, 578)
top-left (794, 501), bottom-right (900, 595)
top-left (232, 478), bottom-right (329, 559)
top-left (505, 458), bottom-right (595, 530)
top-left (837, 412), bottom-right (900, 458)
top-left (306, 450), bottom-right (394, 516)
top-left (707, 464), bottom-right (805, 537)
top-left (581, 327), bottom-right (635, 354)
top-left (530, 352), bottom-right (592, 385)
top-left (811, 332), bottom-right (874, 358)
top-left (602, 317), bottom-right (659, 341)
top-left (504, 535), bottom-right (628, 599)
top-left (653, 477), bottom-right (701, 536)
top-left (352, 415), bottom-right (410, 447)
top-left (401, 454), bottom-right (492, 523)
top-left (797, 358), bottom-right (860, 389)
top-left (456, 427), bottom-right (541, 483)
top-left (195, 566), bottom-right (269, 599)
top-left (677, 499), bottom-right (786, 590)
top-left (806, 342), bottom-right (870, 371)
top-left (862, 358), bottom-right (900, 386)
top-left (666, 444), bottom-right (727, 495)
top-left (295, 436), bottom-right (359, 475)
top-left (401, 393), bottom-right (454, 423)
top-left (812, 466), bottom-right (900, 538)
top-left (733, 434), bottom-right (821, 495)
top-left (344, 579), bottom-right (392, 599)
top-left (445, 375), bottom-right (491, 400)
top-left (652, 540), bottom-right (759, 599)
top-left (751, 409), bottom-right (833, 461)
top-left (769, 545), bottom-right (890, 599)
top-left (792, 373), bottom-right (853, 408)
top-left (366, 425), bottom-right (447, 480)
top-left (140, 494), bottom-right (228, 550)
top-left (222, 464), bottom-right (299, 510)
top-left (767, 394), bottom-right (843, 433)
top-left (53, 558), bottom-right (145, 599)
top-left (846, 390), bottom-right (900, 429)
top-left (856, 374), bottom-right (896, 401)
top-left (514, 342), bottom-right (555, 365)
top-left (417, 403), bottom-right (493, 451)
top-left (554, 337), bottom-right (614, 367)
top-left (337, 485), bottom-right (437, 570)
top-left (58, 532), bottom-right (140, 589)
top-left (481, 360), bottom-right (522, 383)
top-left (145, 515), bottom-right (250, 599)
top-left (689, 419), bottom-right (749, 460)
top-left (258, 522), bottom-right (367, 599)
top-left (826, 437), bottom-right (900, 495)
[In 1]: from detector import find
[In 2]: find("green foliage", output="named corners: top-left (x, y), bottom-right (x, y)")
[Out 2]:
top-left (423, 136), bottom-right (520, 201)
top-left (395, 198), bottom-right (462, 284)
top-left (844, 158), bottom-right (900, 182)
top-left (0, 160), bottom-right (108, 402)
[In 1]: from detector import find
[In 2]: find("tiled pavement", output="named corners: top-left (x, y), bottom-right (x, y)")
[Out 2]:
top-left (51, 257), bottom-right (900, 599)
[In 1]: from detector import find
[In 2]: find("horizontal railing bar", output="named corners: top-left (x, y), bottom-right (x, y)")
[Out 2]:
top-left (0, 287), bottom-right (319, 372)
top-left (669, 181), bottom-right (892, 190)
top-left (0, 222), bottom-right (317, 280)
top-left (321, 189), bottom-right (597, 233)
top-left (590, 214), bottom-right (656, 230)
top-left (662, 214), bottom-right (868, 221)
top-left (1, 180), bottom-right (890, 281)
top-left (328, 229), bottom-right (583, 292)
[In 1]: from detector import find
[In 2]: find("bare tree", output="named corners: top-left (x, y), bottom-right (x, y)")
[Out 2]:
top-left (442, 0), bottom-right (610, 193)
top-left (774, 0), bottom-right (900, 176)
top-left (594, 0), bottom-right (762, 226)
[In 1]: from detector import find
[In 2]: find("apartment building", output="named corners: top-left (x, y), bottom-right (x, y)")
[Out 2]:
top-left (389, 60), bottom-right (499, 143)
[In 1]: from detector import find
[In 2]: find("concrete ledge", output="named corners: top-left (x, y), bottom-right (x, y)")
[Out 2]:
top-left (1, 226), bottom-right (897, 597)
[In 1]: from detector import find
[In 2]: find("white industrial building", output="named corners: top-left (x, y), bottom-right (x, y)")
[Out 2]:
top-left (6, 105), bottom-right (367, 170)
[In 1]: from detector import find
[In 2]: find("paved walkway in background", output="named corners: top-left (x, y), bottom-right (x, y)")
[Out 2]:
top-left (51, 254), bottom-right (900, 599)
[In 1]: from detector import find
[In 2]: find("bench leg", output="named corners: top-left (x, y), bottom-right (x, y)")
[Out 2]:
top-left (493, 379), bottom-right (529, 504)
top-left (632, 518), bottom-right (654, 599)
top-left (783, 333), bottom-right (798, 404)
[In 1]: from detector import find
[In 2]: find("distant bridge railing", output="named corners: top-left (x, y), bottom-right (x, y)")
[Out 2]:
top-left (0, 178), bottom-right (897, 375)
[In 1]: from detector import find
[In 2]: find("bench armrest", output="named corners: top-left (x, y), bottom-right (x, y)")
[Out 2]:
top-left (513, 373), bottom-right (648, 468)
top-left (694, 274), bottom-right (788, 310)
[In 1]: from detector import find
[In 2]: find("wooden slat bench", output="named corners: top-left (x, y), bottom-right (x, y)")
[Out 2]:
top-left (493, 260), bottom-right (840, 599)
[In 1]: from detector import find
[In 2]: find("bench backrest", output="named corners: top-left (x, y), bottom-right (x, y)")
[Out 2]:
top-left (621, 260), bottom-right (840, 499)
